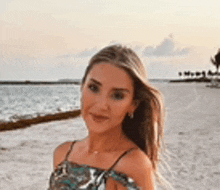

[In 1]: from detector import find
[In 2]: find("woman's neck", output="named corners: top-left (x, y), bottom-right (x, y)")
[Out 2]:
top-left (85, 128), bottom-right (128, 154)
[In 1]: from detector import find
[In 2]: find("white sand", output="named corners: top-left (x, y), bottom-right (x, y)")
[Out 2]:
top-left (0, 83), bottom-right (219, 190)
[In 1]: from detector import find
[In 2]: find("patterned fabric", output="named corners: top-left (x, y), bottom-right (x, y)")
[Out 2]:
top-left (48, 160), bottom-right (140, 190)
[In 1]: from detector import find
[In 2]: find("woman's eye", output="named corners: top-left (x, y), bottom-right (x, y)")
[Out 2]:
top-left (112, 92), bottom-right (124, 100)
top-left (88, 84), bottom-right (99, 93)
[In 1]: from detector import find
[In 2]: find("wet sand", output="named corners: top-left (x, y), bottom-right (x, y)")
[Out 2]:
top-left (0, 83), bottom-right (219, 190)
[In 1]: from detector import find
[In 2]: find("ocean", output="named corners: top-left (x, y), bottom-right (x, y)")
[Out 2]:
top-left (0, 84), bottom-right (81, 123)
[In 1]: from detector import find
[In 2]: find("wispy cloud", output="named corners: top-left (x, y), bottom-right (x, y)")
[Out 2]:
top-left (142, 36), bottom-right (190, 57)
top-left (76, 48), bottom-right (98, 58)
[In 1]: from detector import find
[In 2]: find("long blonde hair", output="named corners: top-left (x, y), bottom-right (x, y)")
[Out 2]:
top-left (82, 44), bottom-right (166, 182)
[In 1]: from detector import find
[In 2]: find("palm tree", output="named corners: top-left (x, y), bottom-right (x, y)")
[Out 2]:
top-left (195, 71), bottom-right (201, 78)
top-left (208, 70), bottom-right (214, 78)
top-left (210, 49), bottom-right (220, 76)
top-left (190, 72), bottom-right (195, 78)
top-left (202, 71), bottom-right (206, 78)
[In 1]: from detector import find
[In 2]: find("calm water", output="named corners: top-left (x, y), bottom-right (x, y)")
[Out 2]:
top-left (0, 85), bottom-right (81, 123)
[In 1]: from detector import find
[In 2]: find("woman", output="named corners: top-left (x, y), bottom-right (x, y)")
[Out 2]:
top-left (48, 45), bottom-right (165, 190)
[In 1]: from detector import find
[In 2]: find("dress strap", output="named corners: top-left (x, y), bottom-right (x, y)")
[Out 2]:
top-left (108, 147), bottom-right (137, 171)
top-left (64, 141), bottom-right (76, 161)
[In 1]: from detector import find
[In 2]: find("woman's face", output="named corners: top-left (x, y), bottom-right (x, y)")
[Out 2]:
top-left (81, 63), bottom-right (137, 134)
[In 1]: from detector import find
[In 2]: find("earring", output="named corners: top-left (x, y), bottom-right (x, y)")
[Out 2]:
top-left (128, 112), bottom-right (134, 119)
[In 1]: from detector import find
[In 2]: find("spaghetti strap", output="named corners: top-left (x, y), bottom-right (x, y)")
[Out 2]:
top-left (64, 141), bottom-right (76, 161)
top-left (108, 147), bottom-right (137, 171)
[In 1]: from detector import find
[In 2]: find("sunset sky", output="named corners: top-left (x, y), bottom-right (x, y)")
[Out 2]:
top-left (1, 0), bottom-right (220, 80)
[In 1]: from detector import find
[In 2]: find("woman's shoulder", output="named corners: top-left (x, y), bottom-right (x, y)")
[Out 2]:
top-left (53, 141), bottom-right (73, 169)
top-left (54, 141), bottom-right (73, 153)
top-left (114, 148), bottom-right (155, 189)
top-left (120, 148), bottom-right (153, 173)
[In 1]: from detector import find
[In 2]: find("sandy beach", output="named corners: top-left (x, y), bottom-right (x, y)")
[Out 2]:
top-left (0, 83), bottom-right (220, 190)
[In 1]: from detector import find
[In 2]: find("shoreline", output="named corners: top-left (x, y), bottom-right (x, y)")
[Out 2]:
top-left (0, 109), bottom-right (81, 132)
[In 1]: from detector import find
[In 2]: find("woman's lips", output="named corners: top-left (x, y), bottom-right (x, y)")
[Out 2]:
top-left (90, 113), bottom-right (109, 122)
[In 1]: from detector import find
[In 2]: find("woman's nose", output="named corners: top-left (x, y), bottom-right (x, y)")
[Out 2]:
top-left (96, 95), bottom-right (109, 110)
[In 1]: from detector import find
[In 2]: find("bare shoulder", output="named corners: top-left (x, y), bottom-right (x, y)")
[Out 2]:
top-left (53, 141), bottom-right (73, 169)
top-left (116, 148), bottom-right (155, 190)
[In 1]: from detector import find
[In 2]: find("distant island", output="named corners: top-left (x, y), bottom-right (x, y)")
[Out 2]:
top-left (169, 77), bottom-right (213, 83)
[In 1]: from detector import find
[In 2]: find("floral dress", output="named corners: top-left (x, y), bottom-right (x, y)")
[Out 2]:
top-left (48, 142), bottom-right (140, 190)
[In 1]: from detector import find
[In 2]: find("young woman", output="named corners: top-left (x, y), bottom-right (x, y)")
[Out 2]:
top-left (48, 45), bottom-right (165, 190)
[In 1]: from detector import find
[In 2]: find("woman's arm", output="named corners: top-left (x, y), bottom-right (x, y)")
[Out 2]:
top-left (135, 159), bottom-right (155, 190)
top-left (114, 149), bottom-right (155, 190)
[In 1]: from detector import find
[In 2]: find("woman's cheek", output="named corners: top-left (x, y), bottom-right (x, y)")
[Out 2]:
top-left (113, 102), bottom-right (129, 117)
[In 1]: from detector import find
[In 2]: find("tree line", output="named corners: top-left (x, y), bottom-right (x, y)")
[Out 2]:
top-left (178, 49), bottom-right (220, 79)
top-left (178, 70), bottom-right (220, 78)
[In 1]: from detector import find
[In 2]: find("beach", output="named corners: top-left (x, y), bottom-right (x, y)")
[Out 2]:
top-left (0, 83), bottom-right (220, 190)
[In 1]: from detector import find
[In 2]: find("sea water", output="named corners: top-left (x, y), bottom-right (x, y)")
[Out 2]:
top-left (0, 84), bottom-right (81, 123)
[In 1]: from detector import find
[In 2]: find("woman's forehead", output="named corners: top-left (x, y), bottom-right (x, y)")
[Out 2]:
top-left (86, 63), bottom-right (134, 89)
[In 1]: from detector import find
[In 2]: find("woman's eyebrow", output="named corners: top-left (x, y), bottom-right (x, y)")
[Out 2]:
top-left (90, 78), bottom-right (131, 93)
top-left (90, 78), bottom-right (102, 86)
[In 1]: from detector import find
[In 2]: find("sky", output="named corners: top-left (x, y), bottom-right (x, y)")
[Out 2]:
top-left (1, 0), bottom-right (220, 80)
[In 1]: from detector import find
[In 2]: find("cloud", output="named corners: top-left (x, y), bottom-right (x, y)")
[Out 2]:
top-left (142, 37), bottom-right (190, 57)
top-left (76, 48), bottom-right (98, 58)
top-left (54, 47), bottom-right (98, 68)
